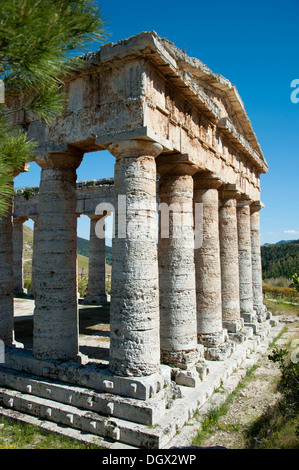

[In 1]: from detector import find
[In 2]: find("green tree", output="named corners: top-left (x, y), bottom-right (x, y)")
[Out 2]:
top-left (0, 0), bottom-right (107, 215)
top-left (291, 273), bottom-right (299, 292)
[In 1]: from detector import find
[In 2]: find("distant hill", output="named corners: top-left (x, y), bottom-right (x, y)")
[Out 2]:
top-left (261, 239), bottom-right (299, 279)
top-left (263, 239), bottom-right (296, 246)
top-left (77, 236), bottom-right (112, 266)
top-left (77, 236), bottom-right (89, 258)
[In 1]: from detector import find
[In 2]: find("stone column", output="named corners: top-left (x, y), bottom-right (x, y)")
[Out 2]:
top-left (194, 172), bottom-right (232, 361)
top-left (250, 201), bottom-right (266, 320)
top-left (84, 215), bottom-right (108, 305)
top-left (157, 161), bottom-right (200, 372)
top-left (33, 150), bottom-right (83, 361)
top-left (218, 184), bottom-right (243, 333)
top-left (0, 164), bottom-right (29, 345)
top-left (237, 196), bottom-right (256, 324)
top-left (108, 139), bottom-right (163, 377)
top-left (13, 217), bottom-right (27, 295)
top-left (30, 218), bottom-right (38, 297)
top-left (0, 195), bottom-right (15, 344)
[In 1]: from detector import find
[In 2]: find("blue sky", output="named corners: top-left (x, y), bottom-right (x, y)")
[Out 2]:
top-left (14, 0), bottom-right (299, 245)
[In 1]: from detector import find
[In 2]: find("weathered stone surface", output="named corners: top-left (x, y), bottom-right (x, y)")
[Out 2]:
top-left (237, 197), bottom-right (255, 320)
top-left (0, 197), bottom-right (15, 345)
top-left (157, 160), bottom-right (199, 369)
top-left (219, 184), bottom-right (241, 329)
top-left (84, 215), bottom-right (107, 305)
top-left (13, 218), bottom-right (27, 295)
top-left (30, 218), bottom-right (38, 298)
top-left (33, 151), bottom-right (83, 361)
top-left (250, 202), bottom-right (266, 318)
top-left (194, 173), bottom-right (223, 337)
top-left (194, 173), bottom-right (232, 360)
top-left (108, 139), bottom-right (163, 377)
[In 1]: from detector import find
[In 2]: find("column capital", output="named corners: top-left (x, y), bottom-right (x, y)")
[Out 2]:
top-left (193, 171), bottom-right (223, 190)
top-left (156, 153), bottom-right (200, 177)
top-left (108, 139), bottom-right (163, 160)
top-left (219, 183), bottom-right (241, 200)
top-left (250, 200), bottom-right (265, 213)
top-left (237, 194), bottom-right (253, 208)
top-left (36, 149), bottom-right (83, 170)
top-left (13, 216), bottom-right (28, 224)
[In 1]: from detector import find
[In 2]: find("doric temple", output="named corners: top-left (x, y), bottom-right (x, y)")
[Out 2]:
top-left (0, 32), bottom-right (280, 448)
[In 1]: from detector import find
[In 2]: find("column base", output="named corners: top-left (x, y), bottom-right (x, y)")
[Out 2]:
top-left (172, 365), bottom-right (201, 388)
top-left (254, 304), bottom-right (268, 322)
top-left (222, 319), bottom-right (244, 333)
top-left (241, 311), bottom-right (257, 323)
top-left (197, 330), bottom-right (233, 361)
top-left (168, 344), bottom-right (209, 387)
top-left (223, 319), bottom-right (255, 344)
top-left (228, 326), bottom-right (255, 344)
top-left (161, 345), bottom-right (201, 371)
top-left (14, 288), bottom-right (27, 296)
top-left (83, 294), bottom-right (109, 305)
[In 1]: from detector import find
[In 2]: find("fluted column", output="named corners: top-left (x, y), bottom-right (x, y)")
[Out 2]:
top-left (237, 196), bottom-right (256, 323)
top-left (13, 217), bottom-right (27, 295)
top-left (0, 194), bottom-right (15, 344)
top-left (157, 160), bottom-right (199, 370)
top-left (33, 150), bottom-right (83, 361)
top-left (108, 139), bottom-right (163, 377)
top-left (250, 201), bottom-right (266, 320)
top-left (194, 172), bottom-right (232, 361)
top-left (84, 215), bottom-right (107, 305)
top-left (218, 184), bottom-right (242, 333)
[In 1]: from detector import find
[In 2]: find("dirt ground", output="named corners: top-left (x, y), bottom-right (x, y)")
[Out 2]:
top-left (193, 313), bottom-right (299, 449)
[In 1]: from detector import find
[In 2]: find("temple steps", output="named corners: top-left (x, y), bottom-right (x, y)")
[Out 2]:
top-left (0, 318), bottom-right (281, 449)
top-left (0, 366), bottom-right (164, 426)
top-left (0, 387), bottom-right (163, 448)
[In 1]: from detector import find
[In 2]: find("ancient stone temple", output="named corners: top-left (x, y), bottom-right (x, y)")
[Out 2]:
top-left (0, 32), bottom-right (280, 449)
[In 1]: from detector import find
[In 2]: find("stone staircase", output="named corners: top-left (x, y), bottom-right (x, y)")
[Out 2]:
top-left (0, 317), bottom-right (281, 449)
top-left (0, 362), bottom-right (175, 449)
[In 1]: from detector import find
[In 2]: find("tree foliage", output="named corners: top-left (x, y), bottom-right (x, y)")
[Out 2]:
top-left (291, 273), bottom-right (299, 292)
top-left (261, 240), bottom-right (299, 280)
top-left (268, 346), bottom-right (299, 436)
top-left (0, 0), bottom-right (107, 216)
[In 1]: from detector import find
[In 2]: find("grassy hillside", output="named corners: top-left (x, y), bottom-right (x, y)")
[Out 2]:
top-left (77, 236), bottom-right (112, 266)
top-left (261, 239), bottom-right (299, 280)
top-left (23, 225), bottom-right (34, 245)
top-left (77, 236), bottom-right (89, 258)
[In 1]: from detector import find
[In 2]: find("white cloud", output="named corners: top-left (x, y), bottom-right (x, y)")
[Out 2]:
top-left (283, 230), bottom-right (299, 235)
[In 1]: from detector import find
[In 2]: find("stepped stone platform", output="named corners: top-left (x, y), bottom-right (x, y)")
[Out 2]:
top-left (0, 316), bottom-right (281, 449)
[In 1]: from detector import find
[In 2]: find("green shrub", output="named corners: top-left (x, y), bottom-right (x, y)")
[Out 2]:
top-left (23, 278), bottom-right (31, 291)
top-left (78, 278), bottom-right (88, 298)
top-left (268, 347), bottom-right (299, 435)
